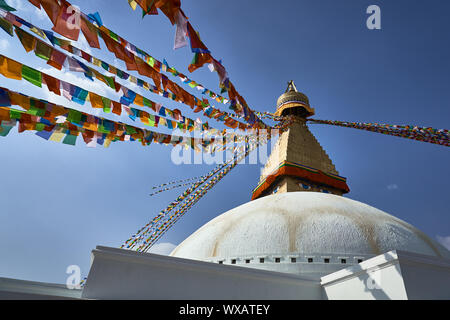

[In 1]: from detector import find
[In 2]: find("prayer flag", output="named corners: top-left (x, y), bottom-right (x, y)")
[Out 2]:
top-left (62, 133), bottom-right (77, 145)
top-left (47, 48), bottom-right (67, 70)
top-left (0, 55), bottom-right (22, 80)
top-left (0, 87), bottom-right (11, 106)
top-left (35, 40), bottom-right (53, 61)
top-left (15, 27), bottom-right (36, 52)
top-left (0, 0), bottom-right (16, 12)
top-left (0, 17), bottom-right (14, 36)
top-left (22, 64), bottom-right (42, 87)
top-left (42, 73), bottom-right (61, 95)
top-left (52, 0), bottom-right (81, 41)
top-left (80, 16), bottom-right (100, 48)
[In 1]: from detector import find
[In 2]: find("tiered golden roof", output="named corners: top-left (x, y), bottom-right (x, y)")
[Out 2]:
top-left (275, 80), bottom-right (315, 117)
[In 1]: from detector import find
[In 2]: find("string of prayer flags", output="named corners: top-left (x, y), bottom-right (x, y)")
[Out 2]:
top-left (150, 181), bottom-right (198, 197)
top-left (0, 85), bottom-right (253, 153)
top-left (0, 54), bottom-right (209, 132)
top-left (307, 119), bottom-right (449, 147)
top-left (123, 138), bottom-right (259, 251)
top-left (24, 1), bottom-right (261, 129)
top-left (0, 86), bottom-right (224, 150)
top-left (126, 0), bottom-right (269, 129)
top-left (138, 140), bottom-right (266, 252)
top-left (122, 158), bottom-right (240, 250)
top-left (2, 15), bottom-right (248, 131)
top-left (151, 176), bottom-right (206, 189)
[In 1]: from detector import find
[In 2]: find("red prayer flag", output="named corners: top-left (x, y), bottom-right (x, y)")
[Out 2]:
top-left (47, 48), bottom-right (67, 70)
top-left (80, 17), bottom-right (100, 49)
top-left (186, 22), bottom-right (209, 53)
top-left (112, 101), bottom-right (122, 115)
top-left (28, 0), bottom-right (41, 8)
top-left (135, 57), bottom-right (161, 90)
top-left (52, 0), bottom-right (81, 41)
top-left (42, 73), bottom-right (60, 96)
top-left (156, 0), bottom-right (181, 25)
top-left (38, 0), bottom-right (61, 25)
top-left (188, 52), bottom-right (212, 73)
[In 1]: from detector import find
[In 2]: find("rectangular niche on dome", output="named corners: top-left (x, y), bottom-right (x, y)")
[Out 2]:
top-left (321, 256), bottom-right (332, 264)
top-left (354, 257), bottom-right (365, 264)
top-left (338, 256), bottom-right (349, 264)
top-left (256, 255), bottom-right (268, 263)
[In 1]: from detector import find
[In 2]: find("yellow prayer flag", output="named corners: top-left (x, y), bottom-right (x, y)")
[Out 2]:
top-left (129, 76), bottom-right (138, 84)
top-left (159, 117), bottom-right (167, 127)
top-left (104, 137), bottom-right (112, 148)
top-left (134, 94), bottom-right (144, 107)
top-left (0, 56), bottom-right (22, 80)
top-left (92, 57), bottom-right (102, 67)
top-left (29, 27), bottom-right (46, 39)
top-left (49, 128), bottom-right (65, 142)
top-left (89, 92), bottom-right (103, 109)
top-left (128, 0), bottom-right (137, 10)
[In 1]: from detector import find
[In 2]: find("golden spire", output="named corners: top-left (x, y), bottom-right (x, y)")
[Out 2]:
top-left (274, 81), bottom-right (315, 118)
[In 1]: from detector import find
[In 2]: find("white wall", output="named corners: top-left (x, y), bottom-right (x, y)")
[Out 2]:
top-left (82, 246), bottom-right (323, 300)
top-left (0, 277), bottom-right (82, 300)
top-left (321, 250), bottom-right (450, 300)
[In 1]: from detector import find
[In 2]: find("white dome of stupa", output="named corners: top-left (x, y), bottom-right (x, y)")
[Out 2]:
top-left (170, 192), bottom-right (449, 279)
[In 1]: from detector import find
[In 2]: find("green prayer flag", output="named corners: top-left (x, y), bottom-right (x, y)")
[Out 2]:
top-left (34, 41), bottom-right (52, 61)
top-left (148, 114), bottom-right (155, 127)
top-left (62, 134), bottom-right (77, 146)
top-left (101, 61), bottom-right (109, 71)
top-left (148, 56), bottom-right (155, 67)
top-left (0, 124), bottom-right (14, 137)
top-left (97, 124), bottom-right (109, 134)
top-left (67, 109), bottom-right (82, 123)
top-left (22, 65), bottom-right (42, 87)
top-left (28, 105), bottom-right (45, 117)
top-left (35, 123), bottom-right (45, 132)
top-left (0, 17), bottom-right (13, 36)
top-left (109, 30), bottom-right (119, 42)
top-left (101, 96), bottom-right (111, 113)
top-left (125, 125), bottom-right (137, 134)
top-left (103, 75), bottom-right (116, 90)
top-left (191, 53), bottom-right (198, 65)
top-left (143, 97), bottom-right (152, 108)
top-left (0, 0), bottom-right (16, 12)
top-left (9, 109), bottom-right (21, 119)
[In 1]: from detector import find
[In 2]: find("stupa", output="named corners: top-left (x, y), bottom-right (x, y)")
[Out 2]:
top-left (169, 81), bottom-right (449, 280)
top-left (1, 82), bottom-right (449, 300)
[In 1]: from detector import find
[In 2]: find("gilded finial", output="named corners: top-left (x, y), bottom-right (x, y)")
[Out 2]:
top-left (286, 80), bottom-right (298, 93)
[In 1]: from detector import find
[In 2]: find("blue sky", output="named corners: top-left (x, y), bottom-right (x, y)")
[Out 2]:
top-left (0, 0), bottom-right (449, 284)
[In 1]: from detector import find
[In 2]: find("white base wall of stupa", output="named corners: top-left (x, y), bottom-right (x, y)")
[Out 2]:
top-left (81, 246), bottom-right (323, 300)
top-left (321, 250), bottom-right (450, 300)
top-left (78, 246), bottom-right (450, 300)
top-left (1, 246), bottom-right (449, 300)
